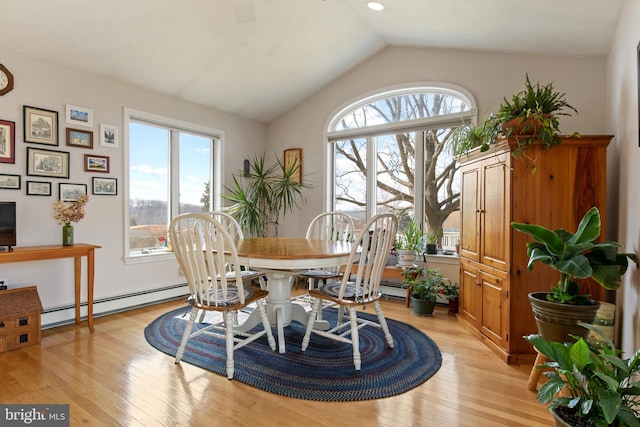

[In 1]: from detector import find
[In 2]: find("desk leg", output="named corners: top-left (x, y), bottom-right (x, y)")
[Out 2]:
top-left (87, 249), bottom-right (95, 333)
top-left (74, 256), bottom-right (81, 326)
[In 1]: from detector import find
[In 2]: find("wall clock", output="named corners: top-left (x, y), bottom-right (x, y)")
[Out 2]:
top-left (0, 64), bottom-right (14, 96)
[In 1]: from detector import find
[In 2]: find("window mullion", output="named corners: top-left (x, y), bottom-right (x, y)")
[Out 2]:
top-left (169, 130), bottom-right (180, 221)
top-left (366, 136), bottom-right (376, 218)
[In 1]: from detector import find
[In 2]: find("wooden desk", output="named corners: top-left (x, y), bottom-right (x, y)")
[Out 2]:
top-left (0, 244), bottom-right (101, 332)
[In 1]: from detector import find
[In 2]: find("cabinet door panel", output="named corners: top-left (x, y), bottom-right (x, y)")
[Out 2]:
top-left (460, 261), bottom-right (481, 328)
top-left (480, 270), bottom-right (507, 348)
top-left (481, 157), bottom-right (509, 271)
top-left (460, 165), bottom-right (480, 262)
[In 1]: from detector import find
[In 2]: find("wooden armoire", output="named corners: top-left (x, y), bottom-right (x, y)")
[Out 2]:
top-left (457, 135), bottom-right (612, 364)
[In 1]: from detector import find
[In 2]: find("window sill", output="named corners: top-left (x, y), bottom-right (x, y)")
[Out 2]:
top-left (124, 250), bottom-right (176, 265)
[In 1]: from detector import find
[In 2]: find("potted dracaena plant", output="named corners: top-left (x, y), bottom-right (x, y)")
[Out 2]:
top-left (525, 322), bottom-right (640, 427)
top-left (511, 207), bottom-right (638, 343)
top-left (223, 153), bottom-right (310, 237)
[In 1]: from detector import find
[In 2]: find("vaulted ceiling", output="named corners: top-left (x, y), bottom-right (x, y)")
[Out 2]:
top-left (0, 0), bottom-right (625, 122)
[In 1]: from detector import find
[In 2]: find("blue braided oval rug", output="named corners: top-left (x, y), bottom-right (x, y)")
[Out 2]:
top-left (144, 305), bottom-right (442, 401)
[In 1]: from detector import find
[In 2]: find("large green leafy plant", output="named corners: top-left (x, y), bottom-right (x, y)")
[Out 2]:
top-left (525, 323), bottom-right (640, 426)
top-left (223, 153), bottom-right (309, 237)
top-left (511, 207), bottom-right (638, 304)
top-left (491, 73), bottom-right (579, 158)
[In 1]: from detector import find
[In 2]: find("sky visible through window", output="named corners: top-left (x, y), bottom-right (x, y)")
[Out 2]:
top-left (129, 122), bottom-right (211, 205)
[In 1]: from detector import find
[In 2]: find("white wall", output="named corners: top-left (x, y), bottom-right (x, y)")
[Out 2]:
top-left (607, 0), bottom-right (640, 355)
top-left (268, 45), bottom-right (609, 237)
top-left (0, 47), bottom-right (266, 323)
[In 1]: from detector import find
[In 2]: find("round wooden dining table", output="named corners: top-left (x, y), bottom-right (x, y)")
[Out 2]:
top-left (234, 237), bottom-right (353, 353)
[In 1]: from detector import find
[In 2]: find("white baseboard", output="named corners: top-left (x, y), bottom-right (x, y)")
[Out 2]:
top-left (41, 283), bottom-right (189, 329)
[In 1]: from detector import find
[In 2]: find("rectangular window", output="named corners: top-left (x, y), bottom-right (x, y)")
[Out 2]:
top-left (125, 109), bottom-right (221, 260)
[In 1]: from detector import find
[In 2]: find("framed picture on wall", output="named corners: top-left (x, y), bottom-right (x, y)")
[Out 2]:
top-left (66, 128), bottom-right (93, 148)
top-left (284, 148), bottom-right (302, 183)
top-left (23, 106), bottom-right (59, 146)
top-left (0, 174), bottom-right (20, 190)
top-left (0, 119), bottom-right (15, 163)
top-left (84, 154), bottom-right (109, 173)
top-left (26, 181), bottom-right (52, 196)
top-left (26, 147), bottom-right (70, 178)
top-left (59, 183), bottom-right (87, 202)
top-left (100, 123), bottom-right (118, 148)
top-left (92, 177), bottom-right (117, 195)
top-left (66, 104), bottom-right (93, 128)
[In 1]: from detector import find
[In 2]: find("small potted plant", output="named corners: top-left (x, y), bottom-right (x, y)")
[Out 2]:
top-left (450, 117), bottom-right (501, 157)
top-left (512, 207), bottom-right (638, 343)
top-left (490, 73), bottom-right (579, 159)
top-left (525, 323), bottom-right (640, 427)
top-left (395, 219), bottom-right (423, 267)
top-left (403, 266), bottom-right (450, 316)
top-left (425, 229), bottom-right (438, 255)
top-left (441, 281), bottom-right (459, 315)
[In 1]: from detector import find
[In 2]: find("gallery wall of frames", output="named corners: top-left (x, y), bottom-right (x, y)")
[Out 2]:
top-left (0, 104), bottom-right (118, 199)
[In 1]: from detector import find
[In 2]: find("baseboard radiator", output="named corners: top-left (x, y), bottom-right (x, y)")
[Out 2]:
top-left (41, 283), bottom-right (189, 329)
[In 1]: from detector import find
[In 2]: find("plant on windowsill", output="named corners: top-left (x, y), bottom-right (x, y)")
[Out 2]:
top-left (425, 228), bottom-right (439, 255)
top-left (511, 206), bottom-right (638, 343)
top-left (525, 322), bottom-right (640, 427)
top-left (223, 153), bottom-right (311, 237)
top-left (394, 219), bottom-right (423, 267)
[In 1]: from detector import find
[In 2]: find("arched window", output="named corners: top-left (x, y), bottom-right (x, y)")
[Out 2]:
top-left (325, 83), bottom-right (476, 249)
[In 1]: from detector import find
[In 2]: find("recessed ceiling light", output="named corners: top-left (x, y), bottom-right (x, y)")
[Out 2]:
top-left (367, 2), bottom-right (385, 11)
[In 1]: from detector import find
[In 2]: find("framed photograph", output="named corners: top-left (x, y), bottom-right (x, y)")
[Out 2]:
top-left (100, 123), bottom-right (118, 148)
top-left (23, 105), bottom-right (59, 146)
top-left (284, 148), bottom-right (302, 183)
top-left (92, 177), bottom-right (117, 195)
top-left (59, 183), bottom-right (87, 202)
top-left (26, 147), bottom-right (70, 178)
top-left (66, 128), bottom-right (93, 149)
top-left (0, 119), bottom-right (15, 163)
top-left (0, 174), bottom-right (20, 190)
top-left (66, 104), bottom-right (93, 128)
top-left (84, 154), bottom-right (109, 173)
top-left (26, 180), bottom-right (51, 196)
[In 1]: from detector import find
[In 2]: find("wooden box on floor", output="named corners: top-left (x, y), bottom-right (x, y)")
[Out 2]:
top-left (0, 286), bottom-right (43, 352)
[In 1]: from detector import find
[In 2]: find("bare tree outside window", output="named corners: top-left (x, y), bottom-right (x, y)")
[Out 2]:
top-left (331, 90), bottom-right (469, 248)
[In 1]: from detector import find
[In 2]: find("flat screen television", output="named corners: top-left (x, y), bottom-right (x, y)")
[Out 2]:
top-left (0, 201), bottom-right (16, 251)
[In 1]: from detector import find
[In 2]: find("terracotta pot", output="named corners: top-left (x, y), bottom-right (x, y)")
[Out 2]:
top-left (502, 114), bottom-right (551, 135)
top-left (528, 292), bottom-right (600, 343)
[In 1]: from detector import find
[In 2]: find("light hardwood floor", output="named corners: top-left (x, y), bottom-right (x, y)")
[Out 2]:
top-left (0, 290), bottom-right (553, 426)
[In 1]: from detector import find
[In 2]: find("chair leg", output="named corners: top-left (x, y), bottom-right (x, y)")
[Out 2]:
top-left (257, 298), bottom-right (276, 351)
top-left (224, 310), bottom-right (235, 379)
top-left (374, 300), bottom-right (394, 348)
top-left (301, 298), bottom-right (322, 351)
top-left (349, 306), bottom-right (361, 371)
top-left (176, 308), bottom-right (198, 364)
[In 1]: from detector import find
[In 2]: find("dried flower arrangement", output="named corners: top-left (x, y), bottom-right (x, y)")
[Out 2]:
top-left (53, 194), bottom-right (89, 225)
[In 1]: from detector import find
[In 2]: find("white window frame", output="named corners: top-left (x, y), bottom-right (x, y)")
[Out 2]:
top-left (123, 107), bottom-right (223, 264)
top-left (323, 82), bottom-right (477, 219)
